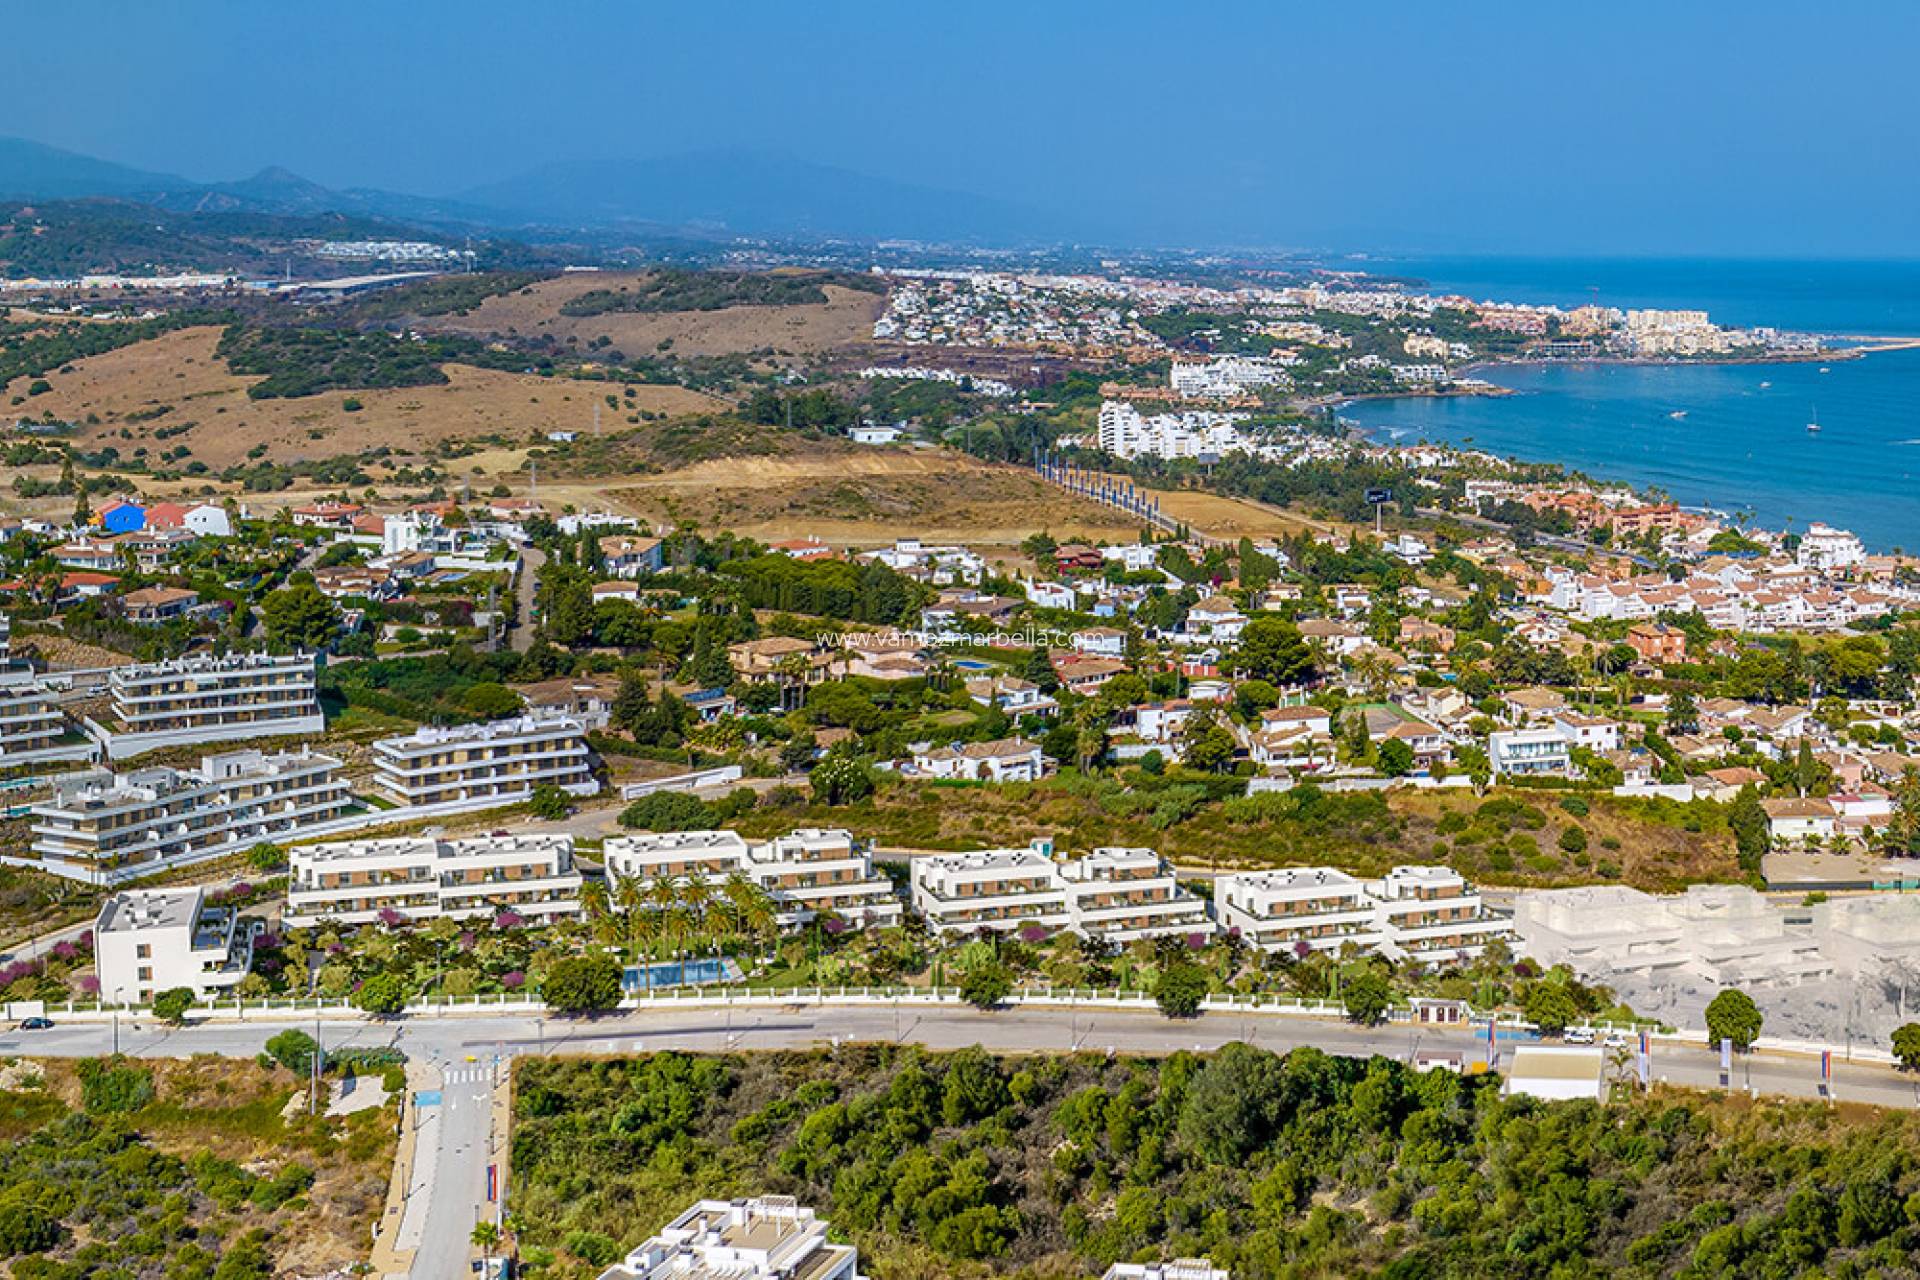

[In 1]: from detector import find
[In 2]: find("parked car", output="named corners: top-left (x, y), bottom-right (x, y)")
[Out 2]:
top-left (1563, 1027), bottom-right (1596, 1045)
top-left (17, 1017), bottom-right (53, 1031)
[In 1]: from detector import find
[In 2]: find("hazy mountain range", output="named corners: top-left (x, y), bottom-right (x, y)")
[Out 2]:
top-left (0, 135), bottom-right (1052, 244)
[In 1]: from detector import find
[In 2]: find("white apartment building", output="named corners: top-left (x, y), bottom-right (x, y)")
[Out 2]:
top-left (0, 668), bottom-right (90, 766)
top-left (370, 711), bottom-right (596, 807)
top-left (94, 885), bottom-right (258, 1005)
top-left (1059, 847), bottom-right (1214, 944)
top-left (284, 833), bottom-right (583, 926)
top-left (96, 651), bottom-right (323, 760)
top-left (27, 747), bottom-right (352, 884)
top-left (910, 840), bottom-right (1210, 941)
top-left (1216, 868), bottom-right (1385, 954)
top-left (1217, 864), bottom-right (1510, 961)
top-left (911, 841), bottom-right (1071, 935)
top-left (596, 1198), bottom-right (860, 1280)
top-left (1096, 400), bottom-right (1250, 461)
top-left (604, 827), bottom-right (903, 929)
top-left (1170, 354), bottom-right (1291, 399)
top-left (1796, 522), bottom-right (1866, 571)
top-left (1104, 1262), bottom-right (1230, 1280)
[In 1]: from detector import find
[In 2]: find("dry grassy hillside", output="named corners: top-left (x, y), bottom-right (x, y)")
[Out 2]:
top-left (610, 447), bottom-right (1148, 548)
top-left (9, 325), bottom-right (727, 467)
top-left (418, 271), bottom-right (883, 360)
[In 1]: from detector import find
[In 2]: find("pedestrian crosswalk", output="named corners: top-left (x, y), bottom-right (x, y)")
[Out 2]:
top-left (440, 1066), bottom-right (493, 1086)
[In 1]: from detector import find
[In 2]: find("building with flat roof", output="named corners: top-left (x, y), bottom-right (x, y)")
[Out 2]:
top-left (95, 650), bottom-right (323, 760)
top-left (604, 827), bottom-right (902, 930)
top-left (94, 885), bottom-right (258, 1004)
top-left (596, 1197), bottom-right (860, 1280)
top-left (0, 668), bottom-right (92, 766)
top-left (909, 841), bottom-right (1212, 941)
top-left (27, 747), bottom-right (351, 884)
top-left (1217, 865), bottom-right (1511, 961)
top-left (370, 711), bottom-right (596, 807)
top-left (1504, 1044), bottom-right (1606, 1102)
top-left (1104, 1262), bottom-right (1230, 1280)
top-left (284, 832), bottom-right (583, 926)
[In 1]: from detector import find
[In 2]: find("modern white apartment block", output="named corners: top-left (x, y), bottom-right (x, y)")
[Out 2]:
top-left (284, 833), bottom-right (583, 926)
top-left (1057, 847), bottom-right (1214, 943)
top-left (603, 827), bottom-right (902, 929)
top-left (96, 650), bottom-right (324, 760)
top-left (1368, 864), bottom-right (1513, 962)
top-left (1217, 864), bottom-right (1510, 962)
top-left (1216, 868), bottom-right (1385, 954)
top-left (370, 711), bottom-right (597, 807)
top-left (27, 747), bottom-right (352, 884)
top-left (1104, 1262), bottom-right (1230, 1280)
top-left (0, 668), bottom-right (91, 767)
top-left (94, 886), bottom-right (258, 1004)
top-left (596, 1197), bottom-right (860, 1280)
top-left (910, 841), bottom-right (1072, 935)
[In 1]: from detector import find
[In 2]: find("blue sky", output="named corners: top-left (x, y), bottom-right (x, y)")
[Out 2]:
top-left (8, 0), bottom-right (1919, 255)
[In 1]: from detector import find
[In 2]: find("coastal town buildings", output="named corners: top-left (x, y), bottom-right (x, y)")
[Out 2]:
top-left (94, 886), bottom-right (258, 1004)
top-left (369, 711), bottom-right (596, 807)
top-left (284, 833), bottom-right (584, 926)
top-left (26, 747), bottom-right (352, 884)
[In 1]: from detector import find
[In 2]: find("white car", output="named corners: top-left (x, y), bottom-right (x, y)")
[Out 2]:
top-left (1563, 1027), bottom-right (1596, 1045)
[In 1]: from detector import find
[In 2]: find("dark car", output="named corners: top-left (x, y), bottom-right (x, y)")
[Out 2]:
top-left (18, 1017), bottom-right (53, 1030)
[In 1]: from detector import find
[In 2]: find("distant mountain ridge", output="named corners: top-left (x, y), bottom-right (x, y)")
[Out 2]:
top-left (0, 135), bottom-right (1053, 244)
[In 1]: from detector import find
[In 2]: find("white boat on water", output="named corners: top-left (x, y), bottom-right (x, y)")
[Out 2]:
top-left (1668, 410), bottom-right (1688, 420)
top-left (1759, 380), bottom-right (1772, 388)
top-left (1807, 404), bottom-right (1823, 434)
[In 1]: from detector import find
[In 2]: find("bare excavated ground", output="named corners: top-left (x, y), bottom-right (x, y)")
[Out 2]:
top-left (8, 325), bottom-right (728, 468)
top-left (416, 272), bottom-right (885, 361)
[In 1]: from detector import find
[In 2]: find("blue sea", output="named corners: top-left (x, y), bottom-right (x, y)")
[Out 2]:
top-left (1336, 258), bottom-right (1920, 551)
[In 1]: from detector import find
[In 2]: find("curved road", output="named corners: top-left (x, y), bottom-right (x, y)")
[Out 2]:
top-left (6, 1004), bottom-right (1911, 1278)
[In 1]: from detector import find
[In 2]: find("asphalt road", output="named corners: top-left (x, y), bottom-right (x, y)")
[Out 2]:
top-left (6, 1004), bottom-right (1915, 1277)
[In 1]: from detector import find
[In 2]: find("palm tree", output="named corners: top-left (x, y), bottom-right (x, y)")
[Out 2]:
top-left (679, 875), bottom-right (716, 952)
top-left (580, 879), bottom-right (610, 923)
top-left (471, 1221), bottom-right (501, 1266)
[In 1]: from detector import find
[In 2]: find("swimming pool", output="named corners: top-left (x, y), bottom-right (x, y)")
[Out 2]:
top-left (623, 957), bottom-right (744, 991)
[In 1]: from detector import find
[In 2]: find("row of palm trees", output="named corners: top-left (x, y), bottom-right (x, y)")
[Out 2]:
top-left (579, 871), bottom-right (782, 971)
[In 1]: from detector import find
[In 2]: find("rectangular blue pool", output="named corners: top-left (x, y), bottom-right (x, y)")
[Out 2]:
top-left (623, 957), bottom-right (744, 991)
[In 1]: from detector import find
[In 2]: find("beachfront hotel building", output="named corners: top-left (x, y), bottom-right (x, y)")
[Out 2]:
top-left (603, 827), bottom-right (903, 929)
top-left (1217, 864), bottom-right (1511, 961)
top-left (25, 747), bottom-right (352, 884)
top-left (284, 833), bottom-right (584, 926)
top-left (595, 1197), bottom-right (859, 1280)
top-left (95, 650), bottom-right (324, 760)
top-left (369, 711), bottom-right (597, 807)
top-left (94, 885), bottom-right (259, 1005)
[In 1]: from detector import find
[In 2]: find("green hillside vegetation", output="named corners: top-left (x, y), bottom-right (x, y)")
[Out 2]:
top-left (0, 1054), bottom-right (394, 1276)
top-left (511, 1046), bottom-right (1920, 1279)
top-left (558, 267), bottom-right (884, 316)
top-left (0, 199), bottom-right (416, 278)
top-left (215, 322), bottom-right (544, 398)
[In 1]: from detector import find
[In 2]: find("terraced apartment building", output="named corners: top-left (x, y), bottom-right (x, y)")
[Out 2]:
top-left (25, 747), bottom-right (352, 884)
top-left (910, 840), bottom-right (1213, 942)
top-left (283, 832), bottom-right (584, 926)
top-left (369, 711), bottom-right (597, 807)
top-left (603, 826), bottom-right (902, 929)
top-left (94, 650), bottom-right (324, 760)
top-left (1217, 864), bottom-right (1512, 961)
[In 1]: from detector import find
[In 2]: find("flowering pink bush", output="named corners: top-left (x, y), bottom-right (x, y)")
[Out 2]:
top-left (77, 975), bottom-right (100, 995)
top-left (500, 970), bottom-right (526, 990)
top-left (494, 910), bottom-right (524, 930)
